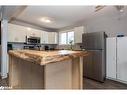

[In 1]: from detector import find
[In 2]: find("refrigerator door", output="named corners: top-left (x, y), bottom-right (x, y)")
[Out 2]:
top-left (106, 37), bottom-right (117, 79)
top-left (117, 37), bottom-right (127, 82)
top-left (82, 32), bottom-right (106, 50)
top-left (83, 50), bottom-right (105, 82)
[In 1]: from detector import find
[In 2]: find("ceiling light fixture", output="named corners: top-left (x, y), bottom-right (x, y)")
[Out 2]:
top-left (40, 17), bottom-right (52, 23)
top-left (27, 27), bottom-right (31, 31)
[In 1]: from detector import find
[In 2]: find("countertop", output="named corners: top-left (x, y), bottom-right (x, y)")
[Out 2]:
top-left (8, 50), bottom-right (89, 65)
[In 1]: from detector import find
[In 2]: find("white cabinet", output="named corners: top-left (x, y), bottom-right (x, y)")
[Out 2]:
top-left (8, 24), bottom-right (27, 42)
top-left (41, 32), bottom-right (58, 44)
top-left (41, 31), bottom-right (48, 44)
top-left (54, 32), bottom-right (58, 44)
top-left (26, 28), bottom-right (41, 37)
top-left (74, 26), bottom-right (84, 43)
top-left (117, 37), bottom-right (127, 82)
top-left (8, 24), bottom-right (42, 42)
top-left (106, 37), bottom-right (117, 79)
top-left (8, 23), bottom-right (58, 44)
top-left (48, 32), bottom-right (58, 44)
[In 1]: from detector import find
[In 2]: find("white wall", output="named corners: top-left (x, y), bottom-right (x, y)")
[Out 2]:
top-left (59, 7), bottom-right (127, 37)
top-left (84, 7), bottom-right (127, 37)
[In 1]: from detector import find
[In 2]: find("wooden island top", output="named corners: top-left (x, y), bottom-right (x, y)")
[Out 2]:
top-left (8, 50), bottom-right (89, 65)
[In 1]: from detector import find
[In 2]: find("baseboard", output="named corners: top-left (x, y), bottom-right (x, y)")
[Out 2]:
top-left (106, 77), bottom-right (127, 85)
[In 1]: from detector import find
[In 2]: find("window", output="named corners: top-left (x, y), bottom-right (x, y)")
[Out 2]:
top-left (59, 31), bottom-right (74, 45)
top-left (67, 32), bottom-right (74, 44)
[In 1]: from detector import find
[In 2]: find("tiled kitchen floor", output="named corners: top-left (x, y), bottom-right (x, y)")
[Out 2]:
top-left (0, 77), bottom-right (127, 89)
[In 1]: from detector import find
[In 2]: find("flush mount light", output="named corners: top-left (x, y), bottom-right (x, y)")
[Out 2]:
top-left (119, 9), bottom-right (124, 12)
top-left (40, 17), bottom-right (52, 23)
top-left (27, 27), bottom-right (31, 31)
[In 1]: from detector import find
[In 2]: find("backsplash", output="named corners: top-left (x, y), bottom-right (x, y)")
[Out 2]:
top-left (56, 43), bottom-right (82, 50)
top-left (8, 42), bottom-right (82, 51)
top-left (8, 42), bottom-right (57, 50)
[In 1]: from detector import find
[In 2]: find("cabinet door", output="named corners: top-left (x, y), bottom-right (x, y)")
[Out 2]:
top-left (117, 37), bottom-right (127, 82)
top-left (26, 30), bottom-right (34, 37)
top-left (54, 32), bottom-right (58, 44)
top-left (48, 32), bottom-right (54, 44)
top-left (26, 28), bottom-right (41, 37)
top-left (41, 31), bottom-right (57, 44)
top-left (8, 24), bottom-right (16, 42)
top-left (41, 31), bottom-right (48, 44)
top-left (41, 31), bottom-right (45, 43)
top-left (31, 29), bottom-right (41, 37)
top-left (74, 26), bottom-right (84, 43)
top-left (106, 38), bottom-right (117, 79)
top-left (8, 24), bottom-right (26, 42)
top-left (48, 32), bottom-right (58, 44)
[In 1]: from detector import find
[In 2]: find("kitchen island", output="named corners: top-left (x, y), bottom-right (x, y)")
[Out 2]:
top-left (8, 50), bottom-right (89, 89)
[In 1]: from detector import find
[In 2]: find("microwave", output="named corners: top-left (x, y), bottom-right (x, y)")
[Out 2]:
top-left (26, 36), bottom-right (40, 44)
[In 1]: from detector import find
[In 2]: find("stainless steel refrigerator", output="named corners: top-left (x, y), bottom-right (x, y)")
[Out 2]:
top-left (82, 32), bottom-right (107, 82)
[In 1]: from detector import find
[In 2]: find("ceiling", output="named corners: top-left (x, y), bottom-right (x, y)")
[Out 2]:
top-left (15, 6), bottom-right (95, 29)
top-left (3, 6), bottom-right (126, 30)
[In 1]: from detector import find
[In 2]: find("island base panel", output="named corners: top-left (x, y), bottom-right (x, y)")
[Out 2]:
top-left (9, 55), bottom-right (83, 89)
top-left (9, 55), bottom-right (44, 89)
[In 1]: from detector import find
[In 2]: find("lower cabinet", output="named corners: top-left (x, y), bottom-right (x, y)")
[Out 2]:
top-left (106, 37), bottom-right (127, 84)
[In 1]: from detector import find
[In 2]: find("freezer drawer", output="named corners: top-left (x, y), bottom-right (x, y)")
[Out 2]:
top-left (83, 50), bottom-right (105, 82)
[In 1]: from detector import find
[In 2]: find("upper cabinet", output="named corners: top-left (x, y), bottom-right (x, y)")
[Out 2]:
top-left (8, 24), bottom-right (27, 42)
top-left (48, 32), bottom-right (58, 44)
top-left (26, 28), bottom-right (41, 37)
top-left (8, 23), bottom-right (58, 44)
top-left (74, 26), bottom-right (85, 43)
top-left (41, 31), bottom-right (48, 44)
top-left (41, 31), bottom-right (58, 44)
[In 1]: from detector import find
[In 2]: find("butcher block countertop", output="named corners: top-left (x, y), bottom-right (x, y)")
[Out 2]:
top-left (8, 50), bottom-right (89, 65)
